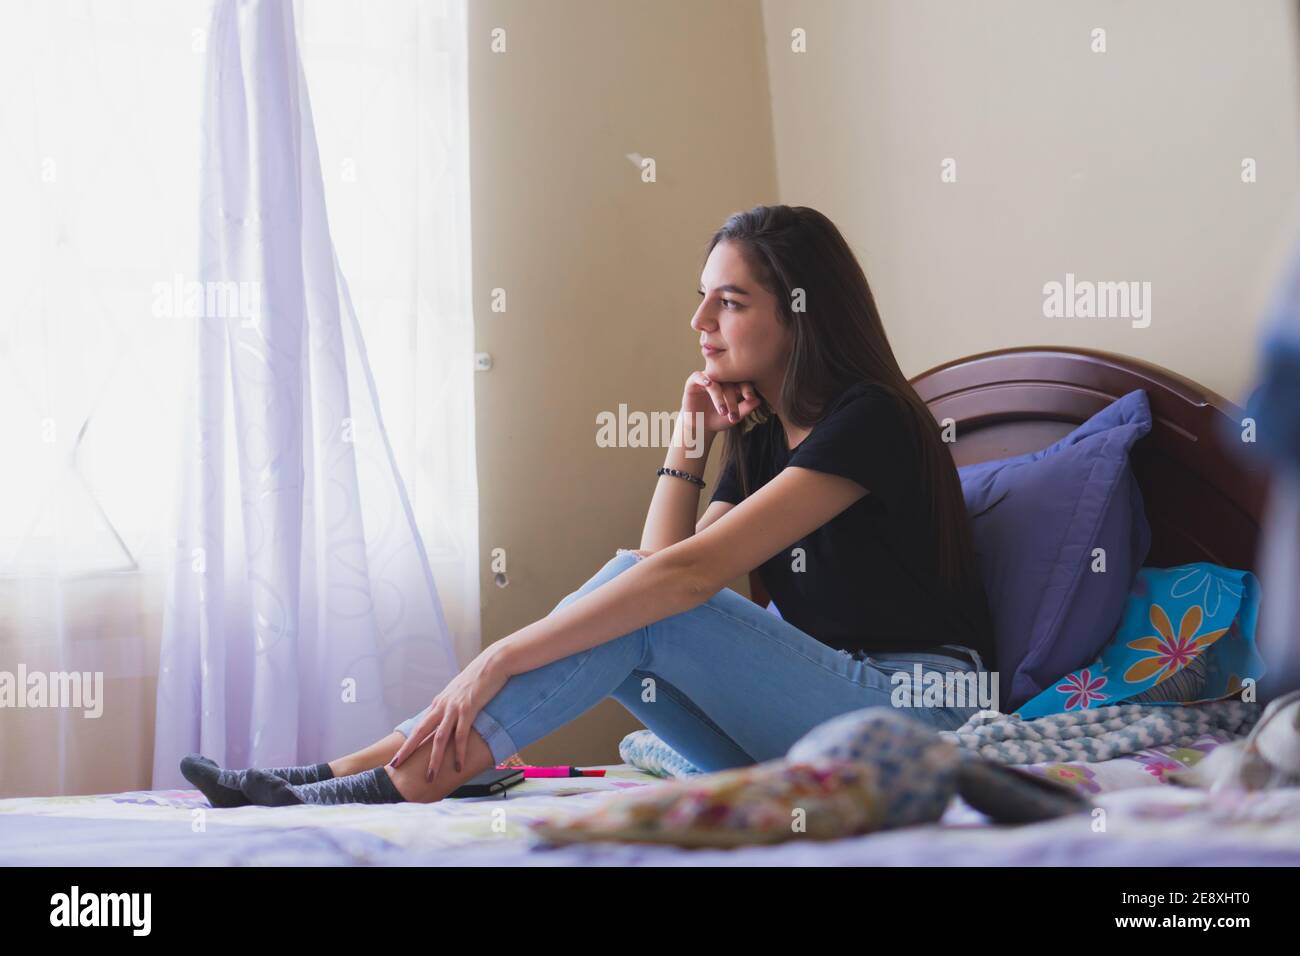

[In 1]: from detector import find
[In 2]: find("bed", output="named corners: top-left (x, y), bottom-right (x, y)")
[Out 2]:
top-left (5, 744), bottom-right (1300, 866)
top-left (3, 345), bottom-right (1297, 867)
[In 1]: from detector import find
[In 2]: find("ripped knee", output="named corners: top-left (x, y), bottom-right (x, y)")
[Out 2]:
top-left (615, 548), bottom-right (653, 561)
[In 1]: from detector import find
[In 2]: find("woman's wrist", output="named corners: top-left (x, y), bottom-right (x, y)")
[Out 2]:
top-left (668, 409), bottom-right (714, 474)
top-left (482, 637), bottom-right (518, 680)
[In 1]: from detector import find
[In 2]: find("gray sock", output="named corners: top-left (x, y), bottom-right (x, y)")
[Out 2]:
top-left (180, 754), bottom-right (334, 808)
top-left (240, 766), bottom-right (407, 807)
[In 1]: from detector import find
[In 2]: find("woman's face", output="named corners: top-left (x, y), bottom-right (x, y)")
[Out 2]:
top-left (691, 240), bottom-right (790, 388)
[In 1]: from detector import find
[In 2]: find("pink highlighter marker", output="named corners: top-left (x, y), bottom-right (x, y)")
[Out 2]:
top-left (508, 765), bottom-right (605, 778)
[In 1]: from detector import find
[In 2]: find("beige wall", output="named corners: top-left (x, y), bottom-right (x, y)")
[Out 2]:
top-left (468, 0), bottom-right (779, 764)
top-left (759, 0), bottom-right (1300, 400)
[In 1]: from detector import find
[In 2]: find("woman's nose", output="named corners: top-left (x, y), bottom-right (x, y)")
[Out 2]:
top-left (690, 305), bottom-right (714, 333)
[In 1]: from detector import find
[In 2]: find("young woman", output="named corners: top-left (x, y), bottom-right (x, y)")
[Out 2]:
top-left (181, 204), bottom-right (996, 809)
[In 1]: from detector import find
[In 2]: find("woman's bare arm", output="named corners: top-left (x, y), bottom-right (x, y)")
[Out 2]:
top-left (490, 466), bottom-right (867, 678)
top-left (696, 499), bottom-right (732, 534)
top-left (638, 409), bottom-right (717, 551)
top-left (639, 371), bottom-right (760, 552)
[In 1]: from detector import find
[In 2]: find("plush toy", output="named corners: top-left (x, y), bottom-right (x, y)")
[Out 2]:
top-left (530, 707), bottom-right (1090, 849)
top-left (1169, 690), bottom-right (1300, 791)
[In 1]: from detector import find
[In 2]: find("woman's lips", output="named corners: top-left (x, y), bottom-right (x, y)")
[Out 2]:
top-left (701, 345), bottom-right (725, 356)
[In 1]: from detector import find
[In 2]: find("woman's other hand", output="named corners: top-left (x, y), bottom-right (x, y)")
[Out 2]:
top-left (388, 645), bottom-right (511, 782)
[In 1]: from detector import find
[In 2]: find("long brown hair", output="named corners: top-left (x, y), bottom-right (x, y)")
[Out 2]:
top-left (707, 204), bottom-right (978, 594)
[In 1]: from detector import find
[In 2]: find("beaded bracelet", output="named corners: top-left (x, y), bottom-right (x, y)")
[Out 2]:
top-left (656, 466), bottom-right (706, 488)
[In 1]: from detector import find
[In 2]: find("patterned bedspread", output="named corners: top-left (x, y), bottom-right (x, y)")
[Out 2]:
top-left (0, 765), bottom-right (662, 860)
top-left (2, 724), bottom-right (1298, 865)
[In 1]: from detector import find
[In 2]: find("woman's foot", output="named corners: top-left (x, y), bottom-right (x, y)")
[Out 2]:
top-left (179, 754), bottom-right (337, 808)
top-left (239, 767), bottom-right (406, 806)
top-left (180, 755), bottom-right (251, 808)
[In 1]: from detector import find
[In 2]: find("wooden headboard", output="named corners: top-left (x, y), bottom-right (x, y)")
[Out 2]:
top-left (747, 345), bottom-right (1270, 606)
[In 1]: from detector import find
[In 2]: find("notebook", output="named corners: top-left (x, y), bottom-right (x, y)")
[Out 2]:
top-left (447, 767), bottom-right (525, 797)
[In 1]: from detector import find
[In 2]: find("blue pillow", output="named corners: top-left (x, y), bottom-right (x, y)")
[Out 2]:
top-left (960, 389), bottom-right (1153, 711)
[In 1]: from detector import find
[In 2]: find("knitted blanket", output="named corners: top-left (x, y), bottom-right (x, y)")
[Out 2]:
top-left (937, 700), bottom-right (1261, 764)
top-left (619, 700), bottom-right (1262, 778)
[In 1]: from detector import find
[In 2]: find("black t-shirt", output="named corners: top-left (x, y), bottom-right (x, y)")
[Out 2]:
top-left (710, 381), bottom-right (995, 667)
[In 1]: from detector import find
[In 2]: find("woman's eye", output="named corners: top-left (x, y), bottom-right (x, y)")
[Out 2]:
top-left (721, 298), bottom-right (738, 309)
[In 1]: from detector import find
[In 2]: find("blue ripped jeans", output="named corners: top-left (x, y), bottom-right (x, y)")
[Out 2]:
top-left (393, 550), bottom-right (990, 773)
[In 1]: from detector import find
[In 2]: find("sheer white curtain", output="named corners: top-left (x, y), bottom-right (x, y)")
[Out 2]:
top-left (0, 0), bottom-right (478, 796)
top-left (0, 0), bottom-right (205, 798)
top-left (296, 0), bottom-right (480, 672)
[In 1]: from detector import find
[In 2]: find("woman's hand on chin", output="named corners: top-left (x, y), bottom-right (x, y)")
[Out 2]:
top-left (682, 370), bottom-right (762, 434)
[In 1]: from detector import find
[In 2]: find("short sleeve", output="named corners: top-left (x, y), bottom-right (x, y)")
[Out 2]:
top-left (710, 455), bottom-right (742, 505)
top-left (785, 383), bottom-right (917, 511)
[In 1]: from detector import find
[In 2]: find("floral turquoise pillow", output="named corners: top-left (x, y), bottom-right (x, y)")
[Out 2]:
top-left (1014, 563), bottom-right (1266, 719)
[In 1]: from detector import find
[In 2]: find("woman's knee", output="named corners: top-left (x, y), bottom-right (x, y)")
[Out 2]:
top-left (549, 550), bottom-right (645, 615)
